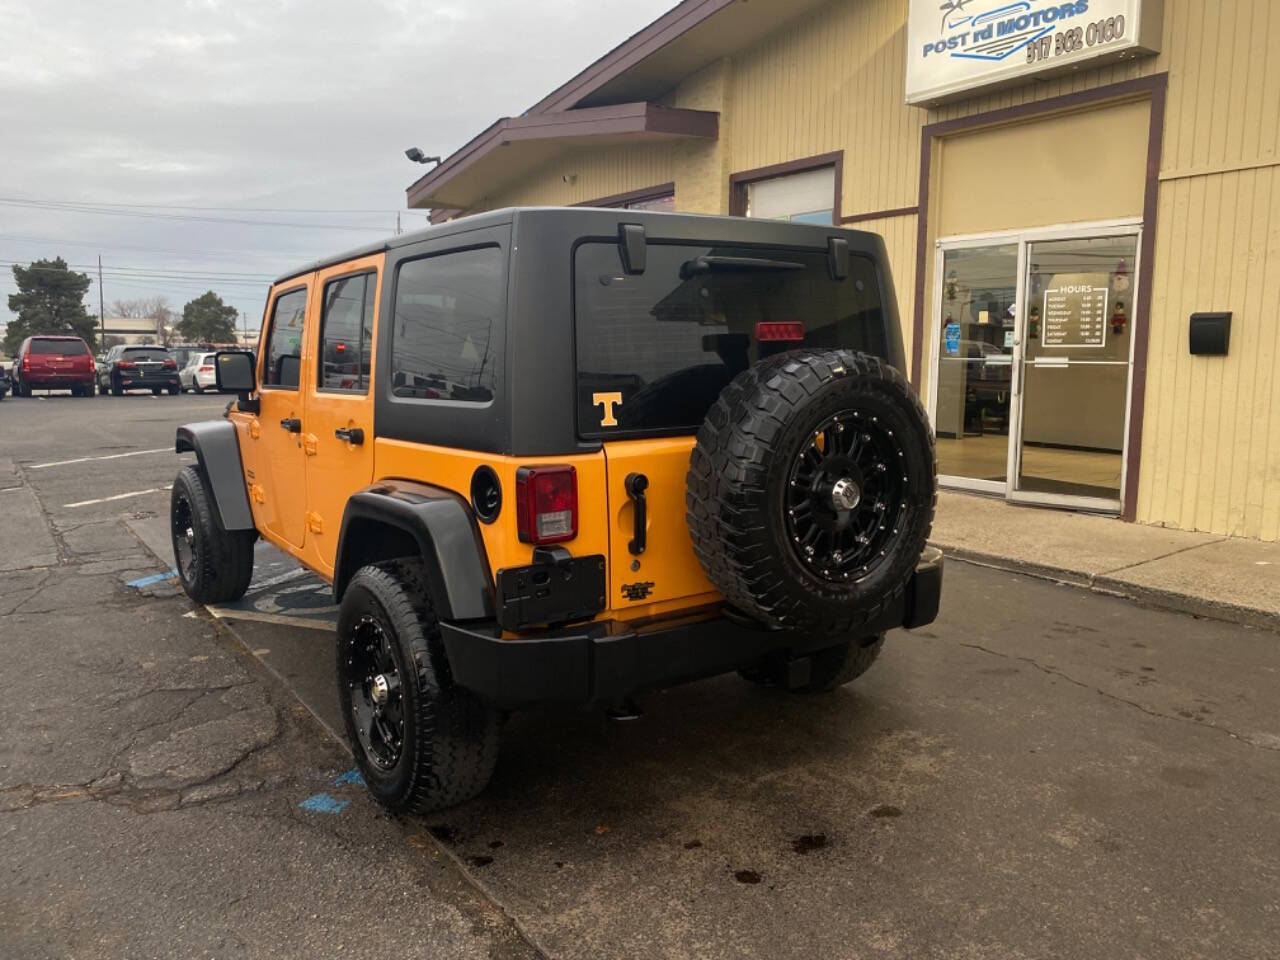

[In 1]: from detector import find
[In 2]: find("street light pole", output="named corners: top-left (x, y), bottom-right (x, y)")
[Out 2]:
top-left (97, 255), bottom-right (105, 347)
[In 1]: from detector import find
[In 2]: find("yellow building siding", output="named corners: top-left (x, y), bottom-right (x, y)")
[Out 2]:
top-left (729, 0), bottom-right (923, 216)
top-left (1139, 165), bottom-right (1280, 541)
top-left (454, 0), bottom-right (1280, 539)
top-left (482, 140), bottom-right (678, 210)
top-left (845, 212), bottom-right (918, 364)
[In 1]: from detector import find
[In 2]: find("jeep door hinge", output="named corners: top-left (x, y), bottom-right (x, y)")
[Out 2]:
top-left (302, 433), bottom-right (318, 456)
top-left (306, 511), bottom-right (323, 534)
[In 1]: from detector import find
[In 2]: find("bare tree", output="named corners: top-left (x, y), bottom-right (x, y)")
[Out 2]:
top-left (109, 296), bottom-right (175, 344)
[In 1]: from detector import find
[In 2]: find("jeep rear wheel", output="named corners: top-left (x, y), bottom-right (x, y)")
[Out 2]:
top-left (170, 465), bottom-right (255, 604)
top-left (687, 349), bottom-right (935, 637)
top-left (337, 560), bottom-right (500, 815)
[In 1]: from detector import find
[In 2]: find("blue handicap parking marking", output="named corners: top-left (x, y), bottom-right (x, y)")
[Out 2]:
top-left (334, 768), bottom-right (365, 787)
top-left (127, 569), bottom-right (179, 588)
top-left (298, 792), bottom-right (350, 814)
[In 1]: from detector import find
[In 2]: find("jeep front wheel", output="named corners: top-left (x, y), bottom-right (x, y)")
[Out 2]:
top-left (687, 349), bottom-right (935, 637)
top-left (170, 465), bottom-right (255, 604)
top-left (337, 561), bottom-right (500, 814)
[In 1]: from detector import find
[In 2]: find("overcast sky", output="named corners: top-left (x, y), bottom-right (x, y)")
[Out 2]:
top-left (0, 0), bottom-right (674, 336)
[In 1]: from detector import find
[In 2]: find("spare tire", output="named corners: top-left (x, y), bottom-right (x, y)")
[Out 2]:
top-left (686, 349), bottom-right (935, 637)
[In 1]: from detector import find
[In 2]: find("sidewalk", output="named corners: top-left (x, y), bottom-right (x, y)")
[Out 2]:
top-left (930, 490), bottom-right (1280, 631)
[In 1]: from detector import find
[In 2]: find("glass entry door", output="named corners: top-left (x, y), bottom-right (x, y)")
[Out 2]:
top-left (932, 242), bottom-right (1020, 494)
top-left (1013, 234), bottom-right (1138, 507)
top-left (932, 225), bottom-right (1140, 513)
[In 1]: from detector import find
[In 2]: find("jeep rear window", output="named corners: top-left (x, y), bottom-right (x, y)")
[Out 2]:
top-left (574, 241), bottom-right (887, 438)
top-left (30, 339), bottom-right (88, 355)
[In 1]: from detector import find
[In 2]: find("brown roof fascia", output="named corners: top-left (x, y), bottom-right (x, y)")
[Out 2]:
top-left (406, 103), bottom-right (717, 208)
top-left (525, 0), bottom-right (737, 115)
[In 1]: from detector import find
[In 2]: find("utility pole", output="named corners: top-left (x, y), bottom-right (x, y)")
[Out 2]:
top-left (395, 212), bottom-right (402, 236)
top-left (241, 310), bottom-right (248, 346)
top-left (97, 255), bottom-right (105, 347)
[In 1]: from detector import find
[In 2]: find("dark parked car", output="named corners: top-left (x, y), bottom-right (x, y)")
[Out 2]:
top-left (97, 344), bottom-right (181, 396)
top-left (0, 365), bottom-right (10, 400)
top-left (11, 336), bottom-right (97, 397)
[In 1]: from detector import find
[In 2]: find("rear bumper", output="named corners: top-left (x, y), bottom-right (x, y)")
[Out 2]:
top-left (22, 374), bottom-right (93, 386)
top-left (117, 375), bottom-right (179, 388)
top-left (441, 547), bottom-right (943, 707)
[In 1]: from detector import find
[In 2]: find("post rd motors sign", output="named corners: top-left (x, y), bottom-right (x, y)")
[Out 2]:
top-left (906, 0), bottom-right (1163, 105)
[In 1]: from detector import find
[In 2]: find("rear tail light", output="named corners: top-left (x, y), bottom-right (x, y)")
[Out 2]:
top-left (163, 358), bottom-right (178, 369)
top-left (515, 465), bottom-right (577, 545)
top-left (755, 321), bottom-right (806, 342)
top-left (21, 355), bottom-right (29, 371)
top-left (117, 360), bottom-right (136, 370)
top-left (199, 365), bottom-right (214, 373)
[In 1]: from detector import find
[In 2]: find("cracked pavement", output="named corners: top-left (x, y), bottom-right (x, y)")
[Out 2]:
top-left (4, 394), bottom-right (1280, 959)
top-left (0, 395), bottom-right (540, 960)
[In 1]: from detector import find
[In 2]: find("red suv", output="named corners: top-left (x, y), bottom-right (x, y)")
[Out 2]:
top-left (12, 336), bottom-right (96, 397)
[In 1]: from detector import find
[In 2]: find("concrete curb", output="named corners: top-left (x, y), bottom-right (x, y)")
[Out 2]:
top-left (932, 542), bottom-right (1280, 634)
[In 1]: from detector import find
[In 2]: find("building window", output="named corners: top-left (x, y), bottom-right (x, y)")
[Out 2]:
top-left (622, 193), bottom-right (675, 212)
top-left (745, 166), bottom-right (836, 223)
top-left (318, 272), bottom-right (375, 392)
top-left (580, 183), bottom-right (676, 213)
top-left (390, 246), bottom-right (502, 403)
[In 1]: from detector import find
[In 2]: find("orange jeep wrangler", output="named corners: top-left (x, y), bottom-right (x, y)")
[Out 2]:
top-left (171, 208), bottom-right (941, 813)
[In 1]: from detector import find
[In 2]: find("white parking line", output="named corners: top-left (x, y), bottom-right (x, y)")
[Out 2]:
top-left (205, 607), bottom-right (337, 632)
top-left (64, 485), bottom-right (171, 509)
top-left (30, 448), bottom-right (173, 470)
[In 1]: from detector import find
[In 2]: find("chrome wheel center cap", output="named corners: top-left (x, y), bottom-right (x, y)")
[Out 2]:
top-left (370, 674), bottom-right (391, 709)
top-left (830, 477), bottom-right (861, 512)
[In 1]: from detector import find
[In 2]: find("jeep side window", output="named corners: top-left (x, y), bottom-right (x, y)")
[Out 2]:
top-left (262, 287), bottom-right (307, 388)
top-left (390, 246), bottom-right (501, 403)
top-left (319, 272), bottom-right (375, 392)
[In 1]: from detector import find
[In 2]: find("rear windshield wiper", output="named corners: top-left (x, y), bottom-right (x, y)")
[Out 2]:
top-left (679, 255), bottom-right (807, 279)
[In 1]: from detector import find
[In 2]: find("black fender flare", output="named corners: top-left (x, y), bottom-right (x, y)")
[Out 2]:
top-left (174, 421), bottom-right (255, 531)
top-left (334, 480), bottom-right (495, 621)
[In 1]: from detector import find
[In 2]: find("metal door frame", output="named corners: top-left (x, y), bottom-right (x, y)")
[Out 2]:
top-left (928, 218), bottom-right (1143, 512)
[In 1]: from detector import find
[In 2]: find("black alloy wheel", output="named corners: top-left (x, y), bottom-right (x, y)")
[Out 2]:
top-left (171, 490), bottom-right (198, 584)
top-left (169, 465), bottom-right (255, 604)
top-left (341, 614), bottom-right (405, 770)
top-left (785, 410), bottom-right (907, 583)
top-left (336, 561), bottom-right (500, 814)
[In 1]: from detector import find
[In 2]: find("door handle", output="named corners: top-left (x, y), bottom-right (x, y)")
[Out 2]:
top-left (279, 417), bottom-right (301, 433)
top-left (625, 472), bottom-right (648, 555)
top-left (334, 427), bottom-right (364, 445)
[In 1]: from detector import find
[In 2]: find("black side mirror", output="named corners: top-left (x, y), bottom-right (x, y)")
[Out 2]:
top-left (215, 350), bottom-right (259, 413)
top-left (215, 350), bottom-right (255, 392)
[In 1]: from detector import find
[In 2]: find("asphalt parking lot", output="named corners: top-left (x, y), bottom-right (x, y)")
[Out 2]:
top-left (3, 391), bottom-right (1279, 959)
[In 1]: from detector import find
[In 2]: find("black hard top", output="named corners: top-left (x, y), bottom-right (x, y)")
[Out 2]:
top-left (272, 207), bottom-right (884, 285)
top-left (273, 208), bottom-right (517, 284)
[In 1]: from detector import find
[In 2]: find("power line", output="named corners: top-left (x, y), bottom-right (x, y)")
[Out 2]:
top-left (0, 196), bottom-right (424, 215)
top-left (0, 261), bottom-right (273, 279)
top-left (0, 198), bottom-right (392, 232)
top-left (0, 232), bottom-right (323, 262)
